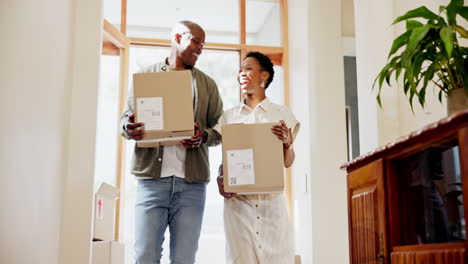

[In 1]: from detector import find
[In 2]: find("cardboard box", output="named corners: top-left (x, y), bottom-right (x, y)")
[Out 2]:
top-left (93, 183), bottom-right (119, 241)
top-left (92, 241), bottom-right (124, 264)
top-left (133, 71), bottom-right (194, 148)
top-left (222, 122), bottom-right (284, 194)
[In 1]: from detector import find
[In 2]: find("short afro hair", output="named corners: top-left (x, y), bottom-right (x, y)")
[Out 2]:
top-left (245, 51), bottom-right (274, 89)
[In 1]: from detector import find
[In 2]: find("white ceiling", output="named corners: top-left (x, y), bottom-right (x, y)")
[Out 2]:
top-left (104, 0), bottom-right (278, 34)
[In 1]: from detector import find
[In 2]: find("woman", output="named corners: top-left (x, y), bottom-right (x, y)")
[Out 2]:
top-left (215, 51), bottom-right (300, 264)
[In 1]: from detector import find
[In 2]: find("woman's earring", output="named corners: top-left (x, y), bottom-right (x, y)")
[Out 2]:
top-left (260, 81), bottom-right (266, 88)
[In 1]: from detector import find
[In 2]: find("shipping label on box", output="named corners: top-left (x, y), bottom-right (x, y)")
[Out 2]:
top-left (133, 71), bottom-right (194, 148)
top-left (226, 148), bottom-right (255, 186)
top-left (136, 97), bottom-right (164, 130)
top-left (222, 122), bottom-right (284, 194)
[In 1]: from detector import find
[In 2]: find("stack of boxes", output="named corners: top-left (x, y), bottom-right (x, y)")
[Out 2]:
top-left (91, 183), bottom-right (124, 264)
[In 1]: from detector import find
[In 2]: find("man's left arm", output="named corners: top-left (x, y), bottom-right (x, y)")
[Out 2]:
top-left (181, 78), bottom-right (223, 149)
top-left (203, 78), bottom-right (223, 147)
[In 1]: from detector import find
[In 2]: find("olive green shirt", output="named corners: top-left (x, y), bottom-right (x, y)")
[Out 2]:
top-left (120, 61), bottom-right (223, 182)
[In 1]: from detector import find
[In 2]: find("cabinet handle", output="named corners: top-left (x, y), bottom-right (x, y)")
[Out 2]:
top-left (377, 233), bottom-right (385, 264)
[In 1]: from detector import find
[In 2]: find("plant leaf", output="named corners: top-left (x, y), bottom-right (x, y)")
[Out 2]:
top-left (440, 5), bottom-right (447, 14)
top-left (459, 7), bottom-right (468, 21)
top-left (440, 26), bottom-right (455, 57)
top-left (388, 31), bottom-right (412, 58)
top-left (409, 86), bottom-right (416, 112)
top-left (406, 20), bottom-right (423, 30)
top-left (418, 86), bottom-right (426, 107)
top-left (396, 67), bottom-right (403, 81)
top-left (393, 6), bottom-right (439, 24)
top-left (411, 54), bottom-right (426, 77)
top-left (451, 24), bottom-right (468, 38)
top-left (423, 63), bottom-right (437, 90)
top-left (446, 0), bottom-right (463, 25)
top-left (403, 80), bottom-right (410, 95)
top-left (406, 24), bottom-right (431, 56)
top-left (378, 66), bottom-right (387, 88)
top-left (385, 69), bottom-right (394, 86)
top-left (377, 95), bottom-right (382, 108)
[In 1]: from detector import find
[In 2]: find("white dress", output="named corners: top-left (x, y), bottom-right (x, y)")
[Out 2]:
top-left (215, 98), bottom-right (300, 264)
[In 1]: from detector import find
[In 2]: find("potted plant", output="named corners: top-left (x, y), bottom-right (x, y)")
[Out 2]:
top-left (374, 0), bottom-right (468, 114)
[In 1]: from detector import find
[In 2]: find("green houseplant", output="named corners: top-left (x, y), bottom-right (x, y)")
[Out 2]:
top-left (374, 0), bottom-right (468, 113)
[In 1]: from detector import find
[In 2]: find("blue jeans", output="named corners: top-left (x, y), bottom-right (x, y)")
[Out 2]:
top-left (134, 177), bottom-right (207, 264)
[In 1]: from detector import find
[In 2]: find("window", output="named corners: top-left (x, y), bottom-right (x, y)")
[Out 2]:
top-left (246, 0), bottom-right (282, 46)
top-left (103, 0), bottom-right (122, 31)
top-left (93, 55), bottom-right (121, 190)
top-left (126, 0), bottom-right (240, 44)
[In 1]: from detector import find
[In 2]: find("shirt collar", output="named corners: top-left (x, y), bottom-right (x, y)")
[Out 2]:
top-left (239, 97), bottom-right (271, 113)
top-left (161, 58), bottom-right (195, 72)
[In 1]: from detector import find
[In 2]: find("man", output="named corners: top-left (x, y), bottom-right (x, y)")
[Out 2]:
top-left (120, 21), bottom-right (223, 264)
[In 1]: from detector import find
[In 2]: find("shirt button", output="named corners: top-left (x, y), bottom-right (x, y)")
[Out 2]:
top-left (256, 232), bottom-right (259, 235)
top-left (255, 204), bottom-right (258, 207)
top-left (259, 245), bottom-right (262, 249)
top-left (257, 216), bottom-right (260, 219)
top-left (158, 158), bottom-right (162, 162)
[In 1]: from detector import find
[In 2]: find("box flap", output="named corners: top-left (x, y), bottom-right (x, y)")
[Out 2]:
top-left (92, 241), bottom-right (124, 264)
top-left (111, 241), bottom-right (125, 264)
top-left (96, 183), bottom-right (119, 199)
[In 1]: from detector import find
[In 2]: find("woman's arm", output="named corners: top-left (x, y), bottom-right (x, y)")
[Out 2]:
top-left (283, 145), bottom-right (295, 168)
top-left (271, 120), bottom-right (295, 168)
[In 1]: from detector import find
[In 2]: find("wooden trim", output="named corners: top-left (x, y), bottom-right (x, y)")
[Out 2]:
top-left (341, 110), bottom-right (468, 171)
top-left (279, 0), bottom-right (293, 228)
top-left (114, 47), bottom-right (130, 241)
top-left (102, 40), bottom-right (120, 56)
top-left (121, 0), bottom-right (127, 35)
top-left (242, 45), bottom-right (283, 54)
top-left (130, 37), bottom-right (171, 47)
top-left (128, 37), bottom-right (284, 53)
top-left (240, 0), bottom-right (246, 44)
top-left (130, 37), bottom-right (240, 50)
top-left (458, 127), bottom-right (468, 243)
top-left (204, 42), bottom-right (243, 51)
top-left (386, 159), bottom-right (401, 249)
top-left (281, 0), bottom-right (289, 105)
top-left (103, 19), bottom-right (130, 48)
top-left (392, 242), bottom-right (467, 252)
top-left (263, 53), bottom-right (282, 65)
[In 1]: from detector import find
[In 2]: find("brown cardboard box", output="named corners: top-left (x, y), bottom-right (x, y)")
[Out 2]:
top-left (92, 241), bottom-right (124, 264)
top-left (133, 71), bottom-right (194, 148)
top-left (93, 183), bottom-right (119, 241)
top-left (222, 122), bottom-right (284, 194)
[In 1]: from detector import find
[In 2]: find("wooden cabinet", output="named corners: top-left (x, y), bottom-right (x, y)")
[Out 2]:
top-left (348, 160), bottom-right (387, 264)
top-left (342, 110), bottom-right (468, 264)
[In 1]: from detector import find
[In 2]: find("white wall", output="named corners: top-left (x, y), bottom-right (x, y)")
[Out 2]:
top-left (354, 0), bottom-right (449, 154)
top-left (289, 0), bottom-right (349, 263)
top-left (0, 0), bottom-right (102, 263)
top-left (59, 0), bottom-right (103, 263)
top-left (354, 0), bottom-right (398, 153)
top-left (289, 0), bottom-right (313, 262)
